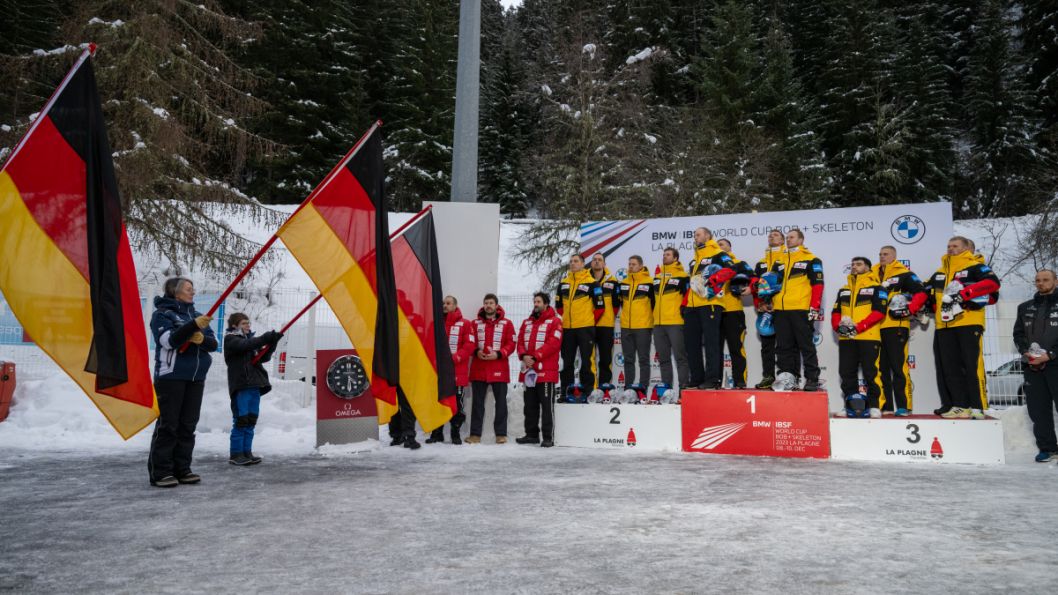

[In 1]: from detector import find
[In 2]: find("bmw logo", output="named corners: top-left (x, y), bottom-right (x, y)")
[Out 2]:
top-left (813, 332), bottom-right (823, 346)
top-left (615, 267), bottom-right (628, 280)
top-left (891, 215), bottom-right (925, 245)
top-left (615, 353), bottom-right (625, 366)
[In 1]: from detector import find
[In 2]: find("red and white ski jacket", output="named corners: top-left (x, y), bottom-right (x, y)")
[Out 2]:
top-left (445, 307), bottom-right (476, 387)
top-left (469, 306), bottom-right (516, 383)
top-left (517, 306), bottom-right (563, 383)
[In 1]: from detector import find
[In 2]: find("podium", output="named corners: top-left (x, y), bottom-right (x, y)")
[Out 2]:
top-left (554, 403), bottom-right (683, 452)
top-left (829, 415), bottom-right (1005, 465)
top-left (681, 389), bottom-right (830, 458)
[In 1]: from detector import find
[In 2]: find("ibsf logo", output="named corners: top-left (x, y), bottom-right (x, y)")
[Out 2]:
top-left (891, 215), bottom-right (925, 245)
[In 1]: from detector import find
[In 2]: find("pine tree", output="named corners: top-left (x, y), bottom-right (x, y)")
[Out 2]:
top-left (479, 3), bottom-right (531, 217)
top-left (754, 13), bottom-right (833, 209)
top-left (962, 0), bottom-right (1052, 217)
top-left (891, 3), bottom-right (957, 202)
top-left (385, 0), bottom-right (460, 211)
top-left (1021, 0), bottom-right (1058, 151)
top-left (1, 0), bottom-right (281, 274)
top-left (231, 0), bottom-right (371, 204)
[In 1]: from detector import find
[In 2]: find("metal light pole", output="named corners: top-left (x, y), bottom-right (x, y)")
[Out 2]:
top-left (450, 0), bottom-right (481, 203)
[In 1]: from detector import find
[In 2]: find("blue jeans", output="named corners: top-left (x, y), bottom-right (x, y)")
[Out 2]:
top-left (230, 387), bottom-right (261, 455)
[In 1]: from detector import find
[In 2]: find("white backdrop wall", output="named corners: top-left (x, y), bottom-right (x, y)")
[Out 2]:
top-left (580, 203), bottom-right (955, 413)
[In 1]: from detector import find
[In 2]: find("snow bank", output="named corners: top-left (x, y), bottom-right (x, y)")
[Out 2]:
top-left (0, 356), bottom-right (317, 456)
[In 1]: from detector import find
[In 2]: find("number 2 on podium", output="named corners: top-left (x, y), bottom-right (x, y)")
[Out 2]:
top-left (746, 395), bottom-right (756, 415)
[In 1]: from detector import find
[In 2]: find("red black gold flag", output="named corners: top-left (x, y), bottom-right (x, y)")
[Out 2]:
top-left (0, 48), bottom-right (157, 438)
top-left (378, 210), bottom-right (456, 430)
top-left (276, 123), bottom-right (401, 407)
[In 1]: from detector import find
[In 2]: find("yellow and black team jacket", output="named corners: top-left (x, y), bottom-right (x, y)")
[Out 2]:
top-left (556, 269), bottom-right (604, 330)
top-left (927, 251), bottom-right (1001, 330)
top-left (618, 269), bottom-right (655, 330)
top-left (872, 260), bottom-right (927, 330)
top-left (593, 269), bottom-right (621, 328)
top-left (685, 240), bottom-right (735, 308)
top-left (754, 246), bottom-right (785, 280)
top-left (771, 245), bottom-right (824, 312)
top-left (831, 270), bottom-right (888, 341)
top-left (720, 255), bottom-right (754, 313)
top-left (653, 262), bottom-right (689, 326)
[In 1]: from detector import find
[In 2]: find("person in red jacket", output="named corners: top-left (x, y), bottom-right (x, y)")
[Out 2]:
top-left (468, 293), bottom-right (516, 444)
top-left (516, 292), bottom-right (563, 447)
top-left (427, 295), bottom-right (476, 445)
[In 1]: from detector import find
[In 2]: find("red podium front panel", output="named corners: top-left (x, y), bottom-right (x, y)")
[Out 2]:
top-left (681, 389), bottom-right (830, 458)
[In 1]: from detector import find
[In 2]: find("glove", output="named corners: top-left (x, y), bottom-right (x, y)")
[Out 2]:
top-left (189, 331), bottom-right (205, 344)
top-left (808, 308), bottom-right (823, 321)
top-left (194, 315), bottom-right (212, 329)
top-left (836, 324), bottom-right (857, 338)
top-left (890, 306), bottom-right (911, 319)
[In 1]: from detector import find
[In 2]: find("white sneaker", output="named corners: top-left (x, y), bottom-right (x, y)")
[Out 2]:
top-left (941, 407), bottom-right (971, 419)
top-left (869, 408), bottom-right (882, 418)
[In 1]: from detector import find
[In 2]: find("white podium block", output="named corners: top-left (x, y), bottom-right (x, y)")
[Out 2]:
top-left (554, 403), bottom-right (682, 452)
top-left (829, 415), bottom-right (1005, 465)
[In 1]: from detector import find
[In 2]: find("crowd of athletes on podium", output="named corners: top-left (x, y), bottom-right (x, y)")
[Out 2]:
top-left (424, 228), bottom-right (1058, 462)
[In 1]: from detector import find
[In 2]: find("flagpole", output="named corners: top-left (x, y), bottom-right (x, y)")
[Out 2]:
top-left (1, 43), bottom-right (96, 173)
top-left (177, 121), bottom-right (384, 353)
top-left (249, 204), bottom-right (434, 364)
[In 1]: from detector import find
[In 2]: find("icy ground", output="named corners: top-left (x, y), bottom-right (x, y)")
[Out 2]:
top-left (1, 442), bottom-right (1057, 594)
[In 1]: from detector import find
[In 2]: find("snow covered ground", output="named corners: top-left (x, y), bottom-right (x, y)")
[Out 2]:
top-left (2, 437), bottom-right (1057, 593)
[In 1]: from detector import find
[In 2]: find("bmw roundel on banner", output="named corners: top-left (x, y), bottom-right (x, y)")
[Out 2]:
top-left (891, 215), bottom-right (926, 245)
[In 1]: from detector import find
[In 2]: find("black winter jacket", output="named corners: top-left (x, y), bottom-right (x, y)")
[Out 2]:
top-left (223, 328), bottom-right (278, 398)
top-left (1013, 292), bottom-right (1058, 366)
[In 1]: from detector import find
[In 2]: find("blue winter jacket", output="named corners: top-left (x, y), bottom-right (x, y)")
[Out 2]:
top-left (150, 296), bottom-right (217, 382)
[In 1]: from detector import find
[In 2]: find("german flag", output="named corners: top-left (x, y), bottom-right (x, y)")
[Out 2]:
top-left (276, 123), bottom-right (400, 408)
top-left (378, 210), bottom-right (456, 430)
top-left (0, 48), bottom-right (157, 439)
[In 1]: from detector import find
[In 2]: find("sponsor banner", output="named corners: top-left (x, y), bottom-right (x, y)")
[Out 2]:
top-left (554, 403), bottom-right (682, 452)
top-left (829, 416), bottom-right (1004, 465)
top-left (583, 203), bottom-right (953, 412)
top-left (681, 389), bottom-right (830, 458)
top-left (316, 349), bottom-right (377, 422)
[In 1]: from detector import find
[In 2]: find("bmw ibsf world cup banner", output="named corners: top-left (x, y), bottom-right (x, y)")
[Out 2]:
top-left (580, 203), bottom-right (954, 414)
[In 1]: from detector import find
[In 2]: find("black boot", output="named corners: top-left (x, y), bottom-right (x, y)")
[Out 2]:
top-left (450, 423), bottom-right (462, 444)
top-left (541, 439), bottom-right (554, 448)
top-left (425, 428), bottom-right (444, 444)
top-left (389, 435), bottom-right (405, 446)
top-left (245, 452), bottom-right (263, 465)
top-left (404, 436), bottom-right (421, 450)
top-left (515, 435), bottom-right (540, 444)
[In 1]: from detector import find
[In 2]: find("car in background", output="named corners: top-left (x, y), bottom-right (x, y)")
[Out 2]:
top-left (987, 357), bottom-right (1025, 407)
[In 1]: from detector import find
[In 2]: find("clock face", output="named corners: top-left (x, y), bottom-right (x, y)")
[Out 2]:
top-left (325, 355), bottom-right (370, 399)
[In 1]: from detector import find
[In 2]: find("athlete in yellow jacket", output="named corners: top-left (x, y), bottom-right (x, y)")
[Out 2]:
top-left (831, 257), bottom-right (888, 416)
top-left (684, 228), bottom-right (736, 389)
top-left (652, 247), bottom-right (690, 388)
top-left (589, 253), bottom-right (621, 387)
top-left (872, 246), bottom-right (928, 415)
top-left (926, 237), bottom-right (1001, 418)
top-left (618, 255), bottom-right (655, 388)
top-left (769, 229), bottom-right (825, 391)
top-left (555, 254), bottom-right (604, 396)
top-left (751, 229), bottom-right (786, 388)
